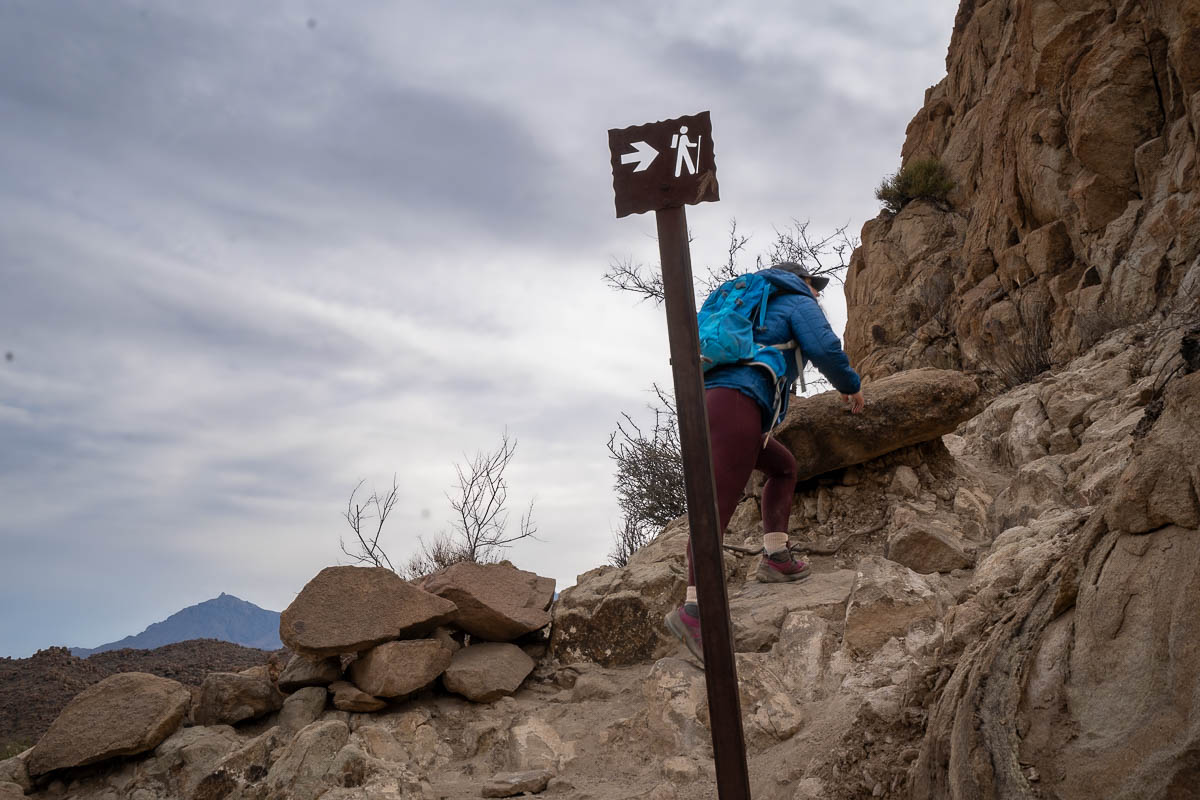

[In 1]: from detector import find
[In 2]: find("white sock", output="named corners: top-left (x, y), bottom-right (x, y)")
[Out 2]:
top-left (685, 586), bottom-right (698, 604)
top-left (763, 531), bottom-right (789, 555)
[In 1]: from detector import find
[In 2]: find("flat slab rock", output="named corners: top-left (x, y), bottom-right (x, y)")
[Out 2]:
top-left (776, 367), bottom-right (980, 481)
top-left (280, 565), bottom-right (457, 657)
top-left (28, 672), bottom-right (190, 777)
top-left (729, 569), bottom-right (857, 652)
top-left (481, 768), bottom-right (554, 797)
top-left (422, 561), bottom-right (555, 641)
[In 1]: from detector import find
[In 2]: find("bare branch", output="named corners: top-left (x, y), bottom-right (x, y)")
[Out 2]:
top-left (444, 430), bottom-right (538, 565)
top-left (603, 257), bottom-right (665, 304)
top-left (340, 477), bottom-right (397, 570)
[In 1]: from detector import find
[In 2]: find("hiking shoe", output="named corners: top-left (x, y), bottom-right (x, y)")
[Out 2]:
top-left (664, 605), bottom-right (704, 665)
top-left (756, 550), bottom-right (811, 583)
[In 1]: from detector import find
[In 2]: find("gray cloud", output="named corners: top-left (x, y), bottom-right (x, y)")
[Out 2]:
top-left (0, 0), bottom-right (959, 657)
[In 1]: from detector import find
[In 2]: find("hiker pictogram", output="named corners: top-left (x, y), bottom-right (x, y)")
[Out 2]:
top-left (671, 125), bottom-right (701, 177)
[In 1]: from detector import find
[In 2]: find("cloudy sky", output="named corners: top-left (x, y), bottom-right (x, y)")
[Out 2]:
top-left (0, 0), bottom-right (958, 658)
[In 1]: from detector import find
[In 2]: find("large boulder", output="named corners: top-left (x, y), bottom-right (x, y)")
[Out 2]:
top-left (442, 643), bottom-right (535, 702)
top-left (193, 672), bottom-right (284, 726)
top-left (347, 640), bottom-right (452, 698)
top-left (280, 565), bottom-right (457, 657)
top-left (27, 672), bottom-right (190, 777)
top-left (775, 368), bottom-right (981, 481)
top-left (421, 561), bottom-right (555, 641)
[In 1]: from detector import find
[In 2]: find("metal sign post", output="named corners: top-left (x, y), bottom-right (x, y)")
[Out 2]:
top-left (608, 112), bottom-right (751, 800)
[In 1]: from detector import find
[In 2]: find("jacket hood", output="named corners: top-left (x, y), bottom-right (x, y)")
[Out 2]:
top-left (757, 267), bottom-right (816, 299)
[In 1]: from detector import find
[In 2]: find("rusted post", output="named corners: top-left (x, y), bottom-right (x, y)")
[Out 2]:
top-left (655, 204), bottom-right (750, 800)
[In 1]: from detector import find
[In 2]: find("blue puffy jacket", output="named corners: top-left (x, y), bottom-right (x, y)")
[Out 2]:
top-left (703, 267), bottom-right (861, 430)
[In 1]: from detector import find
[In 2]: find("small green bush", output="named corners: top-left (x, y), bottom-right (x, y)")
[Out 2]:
top-left (876, 157), bottom-right (955, 214)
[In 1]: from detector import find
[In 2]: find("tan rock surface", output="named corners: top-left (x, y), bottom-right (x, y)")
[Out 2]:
top-left (279, 566), bottom-right (457, 657)
top-left (328, 681), bottom-right (386, 713)
top-left (482, 769), bottom-right (553, 798)
top-left (27, 672), bottom-right (190, 777)
top-left (279, 686), bottom-right (328, 733)
top-left (143, 724), bottom-right (240, 799)
top-left (278, 654), bottom-right (342, 692)
top-left (843, 556), bottom-right (945, 654)
top-left (421, 561), bottom-right (554, 642)
top-left (193, 671), bottom-right (284, 726)
top-left (347, 640), bottom-right (451, 698)
top-left (885, 519), bottom-right (974, 574)
top-left (442, 643), bottom-right (535, 702)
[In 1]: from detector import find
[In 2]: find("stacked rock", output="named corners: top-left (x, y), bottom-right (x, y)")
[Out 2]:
top-left (14, 562), bottom-right (555, 786)
top-left (277, 562), bottom-right (555, 712)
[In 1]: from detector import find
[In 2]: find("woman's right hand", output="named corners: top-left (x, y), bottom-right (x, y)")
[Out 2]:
top-left (842, 391), bottom-right (866, 414)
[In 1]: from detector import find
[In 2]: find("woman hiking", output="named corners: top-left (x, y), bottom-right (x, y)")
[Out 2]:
top-left (665, 261), bottom-right (865, 665)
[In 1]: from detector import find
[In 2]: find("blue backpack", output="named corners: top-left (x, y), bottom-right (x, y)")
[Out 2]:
top-left (697, 273), bottom-right (802, 426)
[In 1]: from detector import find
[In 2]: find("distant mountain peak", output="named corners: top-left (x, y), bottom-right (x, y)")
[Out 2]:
top-left (71, 594), bottom-right (282, 658)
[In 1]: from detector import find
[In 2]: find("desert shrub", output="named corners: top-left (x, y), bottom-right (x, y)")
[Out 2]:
top-left (876, 157), bottom-right (955, 214)
top-left (994, 300), bottom-right (1053, 387)
top-left (606, 385), bottom-right (686, 565)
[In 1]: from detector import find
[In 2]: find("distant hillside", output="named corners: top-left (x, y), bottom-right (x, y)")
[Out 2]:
top-left (70, 593), bottom-right (282, 657)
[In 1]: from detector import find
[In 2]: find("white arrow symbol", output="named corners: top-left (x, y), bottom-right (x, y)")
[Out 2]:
top-left (620, 141), bottom-right (658, 173)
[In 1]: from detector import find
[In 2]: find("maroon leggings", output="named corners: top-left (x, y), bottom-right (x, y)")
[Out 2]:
top-left (686, 387), bottom-right (799, 586)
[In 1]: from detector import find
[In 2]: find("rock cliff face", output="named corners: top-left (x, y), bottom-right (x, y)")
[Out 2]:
top-left (845, 0), bottom-right (1199, 384)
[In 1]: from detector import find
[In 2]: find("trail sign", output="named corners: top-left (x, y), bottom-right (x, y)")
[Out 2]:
top-left (608, 111), bottom-right (719, 218)
top-left (607, 112), bottom-right (750, 800)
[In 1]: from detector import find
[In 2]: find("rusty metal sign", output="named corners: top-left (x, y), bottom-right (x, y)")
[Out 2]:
top-left (608, 111), bottom-right (719, 218)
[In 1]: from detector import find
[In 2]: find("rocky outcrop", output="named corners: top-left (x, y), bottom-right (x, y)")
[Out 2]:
top-left (279, 566), bottom-right (457, 657)
top-left (910, 364), bottom-right (1200, 800)
top-left (775, 368), bottom-right (981, 480)
top-left (26, 673), bottom-right (190, 778)
top-left (421, 561), bottom-right (555, 641)
top-left (845, 0), bottom-right (1200, 384)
